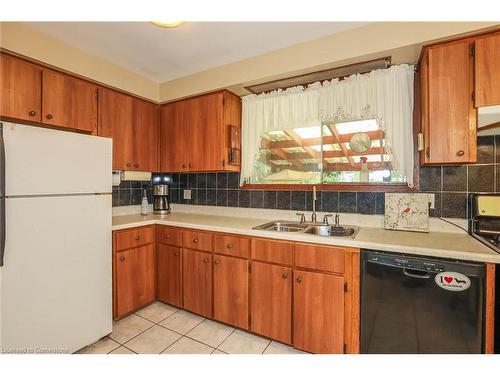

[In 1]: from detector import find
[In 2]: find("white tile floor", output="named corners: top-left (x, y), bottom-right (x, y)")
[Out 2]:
top-left (77, 301), bottom-right (305, 354)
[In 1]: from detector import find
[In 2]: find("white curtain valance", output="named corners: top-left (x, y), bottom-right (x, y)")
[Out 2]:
top-left (240, 64), bottom-right (415, 186)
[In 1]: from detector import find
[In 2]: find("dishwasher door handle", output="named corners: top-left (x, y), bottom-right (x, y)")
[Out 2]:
top-left (403, 268), bottom-right (431, 279)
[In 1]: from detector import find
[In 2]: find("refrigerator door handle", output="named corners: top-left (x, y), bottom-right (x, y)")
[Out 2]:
top-left (0, 122), bottom-right (5, 266)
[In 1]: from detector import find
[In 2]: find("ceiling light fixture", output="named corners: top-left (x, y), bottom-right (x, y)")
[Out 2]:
top-left (150, 21), bottom-right (183, 28)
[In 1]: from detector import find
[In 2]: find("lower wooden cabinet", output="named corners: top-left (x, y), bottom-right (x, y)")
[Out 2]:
top-left (182, 248), bottom-right (212, 317)
top-left (157, 243), bottom-right (182, 307)
top-left (213, 254), bottom-right (249, 329)
top-left (115, 244), bottom-right (156, 318)
top-left (250, 262), bottom-right (292, 344)
top-left (293, 269), bottom-right (345, 354)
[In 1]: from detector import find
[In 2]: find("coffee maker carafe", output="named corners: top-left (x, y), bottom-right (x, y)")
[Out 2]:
top-left (153, 184), bottom-right (170, 214)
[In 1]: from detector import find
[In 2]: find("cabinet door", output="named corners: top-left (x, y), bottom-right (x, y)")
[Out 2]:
top-left (250, 262), bottom-right (291, 344)
top-left (159, 103), bottom-right (188, 172)
top-left (213, 255), bottom-right (248, 329)
top-left (132, 99), bottom-right (158, 172)
top-left (98, 88), bottom-right (133, 170)
top-left (189, 93), bottom-right (223, 172)
top-left (42, 69), bottom-right (97, 133)
top-left (115, 244), bottom-right (156, 317)
top-left (182, 248), bottom-right (212, 317)
top-left (426, 41), bottom-right (476, 163)
top-left (293, 270), bottom-right (344, 353)
top-left (157, 244), bottom-right (182, 307)
top-left (0, 54), bottom-right (42, 122)
top-left (475, 33), bottom-right (500, 107)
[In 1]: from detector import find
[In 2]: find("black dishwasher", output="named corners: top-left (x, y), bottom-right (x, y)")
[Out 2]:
top-left (361, 250), bottom-right (486, 354)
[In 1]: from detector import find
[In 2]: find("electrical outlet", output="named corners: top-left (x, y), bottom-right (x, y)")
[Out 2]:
top-left (183, 189), bottom-right (192, 200)
top-left (428, 193), bottom-right (435, 209)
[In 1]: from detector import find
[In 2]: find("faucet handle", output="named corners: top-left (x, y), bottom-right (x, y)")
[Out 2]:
top-left (322, 213), bottom-right (333, 224)
top-left (296, 212), bottom-right (306, 224)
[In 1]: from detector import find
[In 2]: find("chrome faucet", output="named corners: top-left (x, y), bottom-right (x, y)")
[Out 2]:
top-left (334, 213), bottom-right (340, 227)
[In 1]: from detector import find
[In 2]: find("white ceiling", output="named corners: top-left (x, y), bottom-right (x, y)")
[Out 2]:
top-left (24, 22), bottom-right (367, 82)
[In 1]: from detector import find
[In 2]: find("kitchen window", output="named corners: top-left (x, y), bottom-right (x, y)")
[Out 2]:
top-left (248, 119), bottom-right (406, 186)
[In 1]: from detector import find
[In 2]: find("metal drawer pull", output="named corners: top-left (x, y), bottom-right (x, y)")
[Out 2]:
top-left (174, 252), bottom-right (179, 256)
top-left (126, 163), bottom-right (131, 167)
top-left (135, 235), bottom-right (140, 240)
top-left (296, 276), bottom-right (302, 283)
top-left (214, 259), bottom-right (220, 265)
top-left (193, 238), bottom-right (199, 244)
top-left (46, 114), bottom-right (53, 119)
top-left (226, 243), bottom-right (233, 249)
top-left (456, 150), bottom-right (465, 156)
top-left (120, 256), bottom-right (125, 261)
top-left (166, 234), bottom-right (171, 239)
top-left (282, 273), bottom-right (288, 279)
top-left (203, 257), bottom-right (209, 263)
top-left (29, 110), bottom-right (36, 116)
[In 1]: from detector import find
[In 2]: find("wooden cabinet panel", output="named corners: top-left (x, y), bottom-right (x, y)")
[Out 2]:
top-left (42, 69), bottom-right (97, 132)
top-left (475, 33), bottom-right (500, 107)
top-left (156, 225), bottom-right (183, 247)
top-left (115, 226), bottom-right (155, 251)
top-left (213, 255), bottom-right (249, 329)
top-left (250, 262), bottom-right (292, 344)
top-left (115, 244), bottom-right (156, 318)
top-left (423, 40), bottom-right (476, 164)
top-left (214, 234), bottom-right (249, 258)
top-left (251, 237), bottom-right (293, 265)
top-left (294, 243), bottom-right (345, 273)
top-left (183, 230), bottom-right (213, 252)
top-left (132, 99), bottom-right (158, 172)
top-left (0, 54), bottom-right (42, 122)
top-left (182, 248), bottom-right (212, 317)
top-left (159, 102), bottom-right (188, 172)
top-left (98, 88), bottom-right (133, 170)
top-left (157, 243), bottom-right (182, 307)
top-left (293, 270), bottom-right (344, 353)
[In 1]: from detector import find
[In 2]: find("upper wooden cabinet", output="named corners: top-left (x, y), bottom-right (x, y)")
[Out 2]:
top-left (474, 32), bottom-right (500, 107)
top-left (98, 87), bottom-right (158, 171)
top-left (159, 90), bottom-right (241, 173)
top-left (42, 69), bottom-right (98, 133)
top-left (0, 54), bottom-right (42, 122)
top-left (420, 40), bottom-right (476, 164)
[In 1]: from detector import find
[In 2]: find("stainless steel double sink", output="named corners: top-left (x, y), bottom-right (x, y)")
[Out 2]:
top-left (252, 221), bottom-right (359, 238)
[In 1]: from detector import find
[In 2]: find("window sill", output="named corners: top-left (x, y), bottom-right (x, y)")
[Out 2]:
top-left (241, 183), bottom-right (417, 192)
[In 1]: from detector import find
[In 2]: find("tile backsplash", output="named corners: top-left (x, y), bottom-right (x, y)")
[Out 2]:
top-left (112, 135), bottom-right (499, 219)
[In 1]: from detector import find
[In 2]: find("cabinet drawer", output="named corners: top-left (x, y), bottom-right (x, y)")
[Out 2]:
top-left (115, 226), bottom-right (155, 251)
top-left (183, 230), bottom-right (213, 252)
top-left (294, 243), bottom-right (345, 274)
top-left (251, 237), bottom-right (293, 266)
top-left (214, 234), bottom-right (249, 258)
top-left (157, 225), bottom-right (182, 246)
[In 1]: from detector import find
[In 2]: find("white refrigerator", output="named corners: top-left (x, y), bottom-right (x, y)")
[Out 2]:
top-left (0, 121), bottom-right (113, 354)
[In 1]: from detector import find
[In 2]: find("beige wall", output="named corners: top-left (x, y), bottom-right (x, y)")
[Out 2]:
top-left (159, 22), bottom-right (499, 102)
top-left (0, 22), bottom-right (159, 101)
top-left (2, 22), bottom-right (498, 103)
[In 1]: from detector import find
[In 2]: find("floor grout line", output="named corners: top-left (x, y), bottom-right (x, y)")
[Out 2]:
top-left (261, 340), bottom-right (272, 354)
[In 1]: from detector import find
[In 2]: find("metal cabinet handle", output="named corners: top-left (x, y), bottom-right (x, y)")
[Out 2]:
top-left (193, 238), bottom-right (199, 244)
top-left (456, 150), bottom-right (465, 156)
top-left (46, 114), bottom-right (53, 119)
top-left (166, 234), bottom-right (171, 239)
top-left (189, 163), bottom-right (193, 168)
top-left (28, 110), bottom-right (36, 117)
top-left (135, 235), bottom-right (140, 240)
top-left (203, 257), bottom-right (209, 263)
top-left (182, 164), bottom-right (186, 169)
top-left (214, 259), bottom-right (220, 265)
top-left (226, 243), bottom-right (233, 249)
top-left (296, 276), bottom-right (302, 283)
top-left (282, 273), bottom-right (288, 279)
top-left (126, 163), bottom-right (131, 167)
top-left (174, 251), bottom-right (179, 256)
top-left (120, 256), bottom-right (125, 261)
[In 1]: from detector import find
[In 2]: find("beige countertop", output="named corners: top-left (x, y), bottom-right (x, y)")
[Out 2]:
top-left (112, 211), bottom-right (500, 264)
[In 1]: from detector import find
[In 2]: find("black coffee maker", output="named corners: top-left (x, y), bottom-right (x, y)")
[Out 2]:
top-left (153, 184), bottom-right (170, 214)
